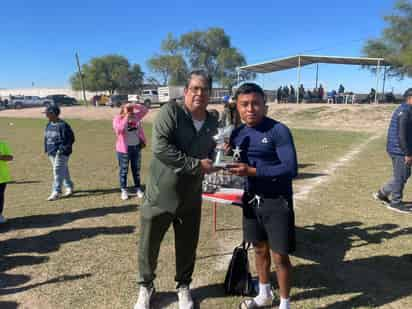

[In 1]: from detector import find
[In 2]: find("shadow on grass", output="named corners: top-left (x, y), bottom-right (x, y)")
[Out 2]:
top-left (71, 185), bottom-right (146, 198)
top-left (152, 283), bottom-right (227, 309)
top-left (295, 172), bottom-right (328, 180)
top-left (289, 221), bottom-right (412, 308)
top-left (0, 226), bottom-right (135, 295)
top-left (0, 255), bottom-right (49, 289)
top-left (151, 291), bottom-right (176, 308)
top-left (216, 227), bottom-right (241, 232)
top-left (197, 251), bottom-right (233, 260)
top-left (0, 301), bottom-right (18, 309)
top-left (0, 274), bottom-right (91, 296)
top-left (1, 226), bottom-right (135, 256)
top-left (69, 187), bottom-right (121, 198)
top-left (2, 205), bottom-right (137, 231)
top-left (9, 180), bottom-right (41, 185)
top-left (298, 163), bottom-right (316, 169)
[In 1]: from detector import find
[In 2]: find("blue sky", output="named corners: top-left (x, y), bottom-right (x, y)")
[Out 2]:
top-left (1, 0), bottom-right (411, 93)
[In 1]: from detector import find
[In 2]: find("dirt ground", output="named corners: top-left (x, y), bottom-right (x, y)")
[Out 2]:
top-left (0, 103), bottom-right (396, 133)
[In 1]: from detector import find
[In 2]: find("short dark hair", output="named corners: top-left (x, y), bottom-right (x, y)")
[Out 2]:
top-left (185, 69), bottom-right (212, 91)
top-left (404, 88), bottom-right (412, 98)
top-left (233, 83), bottom-right (266, 103)
top-left (45, 104), bottom-right (60, 116)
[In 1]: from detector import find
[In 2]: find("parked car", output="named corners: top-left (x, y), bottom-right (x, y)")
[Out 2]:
top-left (92, 94), bottom-right (110, 106)
top-left (7, 95), bottom-right (53, 109)
top-left (46, 94), bottom-right (77, 106)
top-left (107, 94), bottom-right (128, 107)
top-left (140, 89), bottom-right (159, 107)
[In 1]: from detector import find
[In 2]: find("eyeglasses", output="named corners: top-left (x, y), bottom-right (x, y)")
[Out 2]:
top-left (188, 86), bottom-right (210, 95)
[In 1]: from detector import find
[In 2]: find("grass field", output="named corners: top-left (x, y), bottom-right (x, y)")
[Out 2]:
top-left (1, 116), bottom-right (412, 309)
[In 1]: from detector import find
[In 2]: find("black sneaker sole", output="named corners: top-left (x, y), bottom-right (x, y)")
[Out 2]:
top-left (372, 193), bottom-right (388, 205)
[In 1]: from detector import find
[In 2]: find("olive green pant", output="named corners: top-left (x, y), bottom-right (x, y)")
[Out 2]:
top-left (138, 206), bottom-right (201, 287)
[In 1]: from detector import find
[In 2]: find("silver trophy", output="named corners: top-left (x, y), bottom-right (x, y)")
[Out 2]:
top-left (203, 144), bottom-right (245, 193)
top-left (212, 125), bottom-right (234, 168)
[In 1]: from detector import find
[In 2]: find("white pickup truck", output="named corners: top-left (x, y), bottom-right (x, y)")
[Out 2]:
top-left (6, 95), bottom-right (54, 109)
top-left (158, 86), bottom-right (184, 105)
top-left (129, 87), bottom-right (184, 107)
top-left (140, 89), bottom-right (159, 107)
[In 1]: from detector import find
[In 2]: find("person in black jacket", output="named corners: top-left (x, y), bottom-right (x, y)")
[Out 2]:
top-left (374, 88), bottom-right (412, 212)
top-left (44, 105), bottom-right (75, 201)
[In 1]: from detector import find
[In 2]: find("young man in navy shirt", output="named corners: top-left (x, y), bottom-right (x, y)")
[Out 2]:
top-left (228, 83), bottom-right (297, 309)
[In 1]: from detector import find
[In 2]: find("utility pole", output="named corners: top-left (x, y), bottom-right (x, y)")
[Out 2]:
top-left (75, 52), bottom-right (88, 106)
top-left (382, 66), bottom-right (387, 99)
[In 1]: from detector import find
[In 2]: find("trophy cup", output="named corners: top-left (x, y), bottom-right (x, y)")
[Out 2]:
top-left (212, 125), bottom-right (234, 168)
top-left (202, 113), bottom-right (245, 193)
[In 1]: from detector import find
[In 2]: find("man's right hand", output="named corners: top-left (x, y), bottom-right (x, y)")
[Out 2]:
top-left (200, 159), bottom-right (215, 174)
top-left (405, 156), bottom-right (412, 166)
top-left (223, 142), bottom-right (232, 155)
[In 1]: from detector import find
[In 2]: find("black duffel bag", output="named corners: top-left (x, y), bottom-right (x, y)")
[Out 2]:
top-left (224, 242), bottom-right (254, 296)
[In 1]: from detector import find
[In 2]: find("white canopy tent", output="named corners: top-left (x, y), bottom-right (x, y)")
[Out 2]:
top-left (237, 55), bottom-right (389, 104)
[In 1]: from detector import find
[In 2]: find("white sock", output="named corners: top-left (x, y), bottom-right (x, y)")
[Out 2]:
top-left (279, 297), bottom-right (290, 309)
top-left (253, 283), bottom-right (273, 306)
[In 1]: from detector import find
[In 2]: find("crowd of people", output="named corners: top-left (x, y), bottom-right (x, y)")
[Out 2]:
top-left (276, 84), bottom-right (325, 103)
top-left (1, 70), bottom-right (412, 309)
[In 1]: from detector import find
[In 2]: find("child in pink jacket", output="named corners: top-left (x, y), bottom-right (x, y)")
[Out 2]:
top-left (113, 103), bottom-right (148, 200)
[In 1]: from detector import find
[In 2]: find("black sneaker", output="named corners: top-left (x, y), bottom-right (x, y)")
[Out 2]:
top-left (373, 191), bottom-right (391, 205)
top-left (387, 202), bottom-right (411, 214)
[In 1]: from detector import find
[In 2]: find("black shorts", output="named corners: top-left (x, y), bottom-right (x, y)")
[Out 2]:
top-left (242, 194), bottom-right (296, 255)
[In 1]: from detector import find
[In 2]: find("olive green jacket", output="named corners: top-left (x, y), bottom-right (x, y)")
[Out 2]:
top-left (142, 102), bottom-right (218, 218)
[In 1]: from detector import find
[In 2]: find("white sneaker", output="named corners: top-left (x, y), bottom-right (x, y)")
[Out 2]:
top-left (177, 285), bottom-right (194, 309)
top-left (47, 191), bottom-right (60, 201)
top-left (136, 188), bottom-right (144, 199)
top-left (134, 286), bottom-right (154, 309)
top-left (121, 189), bottom-right (129, 200)
top-left (0, 214), bottom-right (7, 224)
top-left (63, 187), bottom-right (73, 197)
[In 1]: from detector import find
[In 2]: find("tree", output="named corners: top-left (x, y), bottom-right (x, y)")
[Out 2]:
top-left (180, 28), bottom-right (230, 75)
top-left (147, 33), bottom-right (188, 85)
top-left (180, 28), bottom-right (254, 88)
top-left (145, 76), bottom-right (161, 87)
top-left (70, 55), bottom-right (144, 94)
top-left (216, 47), bottom-right (255, 90)
top-left (148, 28), bottom-right (254, 89)
top-left (147, 54), bottom-right (188, 86)
top-left (161, 33), bottom-right (180, 55)
top-left (363, 0), bottom-right (412, 78)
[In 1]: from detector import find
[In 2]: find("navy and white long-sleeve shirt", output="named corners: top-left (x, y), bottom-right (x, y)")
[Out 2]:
top-left (44, 120), bottom-right (75, 156)
top-left (230, 117), bottom-right (298, 199)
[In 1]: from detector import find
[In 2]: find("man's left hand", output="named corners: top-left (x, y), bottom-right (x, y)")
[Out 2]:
top-left (227, 163), bottom-right (256, 177)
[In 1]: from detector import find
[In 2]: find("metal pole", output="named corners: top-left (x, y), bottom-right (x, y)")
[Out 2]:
top-left (237, 69), bottom-right (240, 86)
top-left (75, 52), bottom-right (88, 106)
top-left (315, 63), bottom-right (319, 89)
top-left (382, 66), bottom-right (387, 99)
top-left (296, 56), bottom-right (301, 104)
top-left (375, 60), bottom-right (381, 104)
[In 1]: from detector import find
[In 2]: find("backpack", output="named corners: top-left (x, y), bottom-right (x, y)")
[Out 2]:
top-left (224, 242), bottom-right (255, 296)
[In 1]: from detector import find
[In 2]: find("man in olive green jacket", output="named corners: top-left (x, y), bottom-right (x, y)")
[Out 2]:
top-left (135, 70), bottom-right (218, 309)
